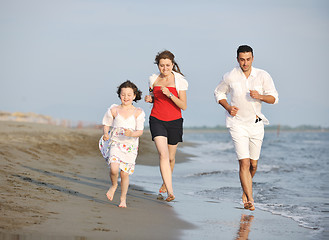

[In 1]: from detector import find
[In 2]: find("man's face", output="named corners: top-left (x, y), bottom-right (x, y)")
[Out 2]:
top-left (237, 52), bottom-right (254, 73)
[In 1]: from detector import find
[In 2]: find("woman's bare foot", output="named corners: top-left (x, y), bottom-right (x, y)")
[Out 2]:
top-left (159, 183), bottom-right (167, 193)
top-left (106, 184), bottom-right (117, 201)
top-left (118, 198), bottom-right (127, 208)
top-left (165, 194), bottom-right (175, 202)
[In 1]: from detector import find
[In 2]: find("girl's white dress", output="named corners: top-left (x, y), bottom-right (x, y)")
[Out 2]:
top-left (99, 104), bottom-right (145, 175)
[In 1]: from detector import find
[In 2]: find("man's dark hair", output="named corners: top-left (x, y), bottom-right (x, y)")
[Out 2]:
top-left (237, 45), bottom-right (253, 57)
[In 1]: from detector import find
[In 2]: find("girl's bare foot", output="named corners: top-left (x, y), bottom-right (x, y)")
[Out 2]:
top-left (118, 198), bottom-right (127, 208)
top-left (159, 183), bottom-right (167, 193)
top-left (106, 185), bottom-right (117, 201)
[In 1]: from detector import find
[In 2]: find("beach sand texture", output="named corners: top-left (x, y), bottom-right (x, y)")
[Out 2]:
top-left (0, 121), bottom-right (193, 239)
top-left (0, 121), bottom-right (317, 240)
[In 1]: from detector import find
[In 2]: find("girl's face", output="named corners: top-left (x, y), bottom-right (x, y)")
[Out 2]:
top-left (158, 58), bottom-right (173, 77)
top-left (120, 87), bottom-right (135, 106)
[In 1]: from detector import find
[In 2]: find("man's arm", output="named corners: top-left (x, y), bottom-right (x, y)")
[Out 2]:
top-left (218, 99), bottom-right (239, 116)
top-left (249, 90), bottom-right (275, 104)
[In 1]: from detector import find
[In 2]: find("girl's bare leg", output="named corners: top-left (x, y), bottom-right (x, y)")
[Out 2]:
top-left (106, 162), bottom-right (119, 201)
top-left (119, 171), bottom-right (129, 208)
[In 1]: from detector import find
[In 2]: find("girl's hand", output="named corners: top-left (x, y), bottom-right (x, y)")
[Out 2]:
top-left (103, 134), bottom-right (110, 141)
top-left (124, 129), bottom-right (133, 137)
top-left (145, 95), bottom-right (153, 103)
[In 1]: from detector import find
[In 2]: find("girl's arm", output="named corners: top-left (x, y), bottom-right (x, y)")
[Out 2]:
top-left (103, 125), bottom-right (110, 140)
top-left (102, 106), bottom-right (116, 141)
top-left (124, 109), bottom-right (145, 137)
top-left (124, 129), bottom-right (143, 138)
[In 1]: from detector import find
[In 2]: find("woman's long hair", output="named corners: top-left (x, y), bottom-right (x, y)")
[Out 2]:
top-left (154, 50), bottom-right (184, 76)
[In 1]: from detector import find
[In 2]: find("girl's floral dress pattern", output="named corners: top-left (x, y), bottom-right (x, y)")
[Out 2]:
top-left (99, 106), bottom-right (145, 175)
top-left (99, 128), bottom-right (138, 175)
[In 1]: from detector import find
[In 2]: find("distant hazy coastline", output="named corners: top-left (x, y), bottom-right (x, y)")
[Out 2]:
top-left (1, 110), bottom-right (328, 132)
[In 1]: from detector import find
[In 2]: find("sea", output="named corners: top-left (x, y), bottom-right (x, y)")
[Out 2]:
top-left (133, 129), bottom-right (329, 240)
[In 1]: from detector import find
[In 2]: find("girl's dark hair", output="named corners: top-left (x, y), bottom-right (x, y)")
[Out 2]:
top-left (117, 80), bottom-right (142, 102)
top-left (154, 50), bottom-right (184, 76)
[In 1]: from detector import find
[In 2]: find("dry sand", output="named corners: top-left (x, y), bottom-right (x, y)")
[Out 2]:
top-left (0, 121), bottom-right (194, 239)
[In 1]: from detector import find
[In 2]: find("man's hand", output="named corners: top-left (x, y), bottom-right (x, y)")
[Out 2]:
top-left (228, 106), bottom-right (239, 116)
top-left (218, 99), bottom-right (239, 117)
top-left (249, 90), bottom-right (261, 100)
top-left (250, 90), bottom-right (276, 104)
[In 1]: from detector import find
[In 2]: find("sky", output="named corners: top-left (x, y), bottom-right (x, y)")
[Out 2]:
top-left (1, 0), bottom-right (329, 127)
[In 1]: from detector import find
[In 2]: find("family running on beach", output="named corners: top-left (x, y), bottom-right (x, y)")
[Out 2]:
top-left (99, 45), bottom-right (279, 210)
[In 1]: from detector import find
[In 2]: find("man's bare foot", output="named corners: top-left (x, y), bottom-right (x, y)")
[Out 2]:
top-left (244, 201), bottom-right (255, 211)
top-left (248, 201), bottom-right (255, 211)
top-left (106, 185), bottom-right (117, 201)
top-left (159, 183), bottom-right (167, 193)
top-left (242, 192), bottom-right (248, 204)
top-left (118, 199), bottom-right (127, 208)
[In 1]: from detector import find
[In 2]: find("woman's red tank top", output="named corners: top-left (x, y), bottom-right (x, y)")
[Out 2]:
top-left (150, 86), bottom-right (182, 121)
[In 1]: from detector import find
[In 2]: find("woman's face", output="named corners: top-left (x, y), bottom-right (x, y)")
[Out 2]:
top-left (158, 58), bottom-right (173, 77)
top-left (120, 87), bottom-right (135, 106)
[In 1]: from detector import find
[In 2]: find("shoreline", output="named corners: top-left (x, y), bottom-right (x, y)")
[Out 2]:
top-left (0, 121), bottom-right (194, 239)
top-left (0, 121), bottom-right (320, 239)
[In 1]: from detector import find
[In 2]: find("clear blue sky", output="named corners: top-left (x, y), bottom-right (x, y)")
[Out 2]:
top-left (1, 0), bottom-right (328, 127)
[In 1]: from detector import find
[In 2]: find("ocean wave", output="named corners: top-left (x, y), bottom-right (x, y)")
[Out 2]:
top-left (185, 169), bottom-right (237, 178)
top-left (181, 131), bottom-right (329, 239)
top-left (256, 202), bottom-right (322, 231)
top-left (194, 186), bottom-right (242, 201)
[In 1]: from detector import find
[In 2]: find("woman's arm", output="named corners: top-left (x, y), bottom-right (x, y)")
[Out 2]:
top-left (162, 87), bottom-right (187, 110)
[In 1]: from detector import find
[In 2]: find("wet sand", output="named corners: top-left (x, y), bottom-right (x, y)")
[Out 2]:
top-left (0, 121), bottom-right (315, 240)
top-left (0, 121), bottom-right (194, 239)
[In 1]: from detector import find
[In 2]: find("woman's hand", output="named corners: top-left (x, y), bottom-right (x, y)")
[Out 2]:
top-left (145, 95), bottom-right (153, 103)
top-left (161, 86), bottom-right (171, 97)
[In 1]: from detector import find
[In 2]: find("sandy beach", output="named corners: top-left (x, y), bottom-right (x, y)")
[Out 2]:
top-left (0, 121), bottom-right (193, 239)
top-left (0, 121), bottom-right (319, 239)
